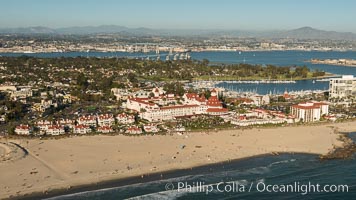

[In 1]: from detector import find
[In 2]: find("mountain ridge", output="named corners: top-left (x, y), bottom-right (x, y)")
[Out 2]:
top-left (0, 25), bottom-right (355, 40)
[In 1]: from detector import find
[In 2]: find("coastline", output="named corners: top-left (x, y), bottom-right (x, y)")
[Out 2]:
top-left (0, 50), bottom-right (355, 54)
top-left (1, 121), bottom-right (355, 199)
top-left (193, 72), bottom-right (337, 81)
top-left (17, 152), bottom-right (319, 200)
top-left (308, 59), bottom-right (356, 67)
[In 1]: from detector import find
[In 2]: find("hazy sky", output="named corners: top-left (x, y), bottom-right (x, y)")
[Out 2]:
top-left (1, 0), bottom-right (355, 32)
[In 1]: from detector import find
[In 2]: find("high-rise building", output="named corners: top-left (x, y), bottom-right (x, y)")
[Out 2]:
top-left (329, 75), bottom-right (356, 99)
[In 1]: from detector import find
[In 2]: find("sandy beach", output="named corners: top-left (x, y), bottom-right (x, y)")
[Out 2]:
top-left (0, 121), bottom-right (355, 199)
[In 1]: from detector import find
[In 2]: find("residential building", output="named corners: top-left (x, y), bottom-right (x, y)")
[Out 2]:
top-left (126, 126), bottom-right (142, 134)
top-left (46, 125), bottom-right (65, 136)
top-left (77, 115), bottom-right (97, 127)
top-left (251, 95), bottom-right (270, 106)
top-left (329, 75), bottom-right (356, 99)
top-left (0, 114), bottom-right (6, 123)
top-left (36, 120), bottom-right (52, 134)
top-left (32, 99), bottom-right (58, 113)
top-left (116, 113), bottom-right (135, 124)
top-left (56, 119), bottom-right (75, 129)
top-left (15, 124), bottom-right (31, 135)
top-left (143, 124), bottom-right (159, 133)
top-left (10, 86), bottom-right (33, 100)
top-left (97, 126), bottom-right (113, 133)
top-left (0, 85), bottom-right (16, 92)
top-left (97, 114), bottom-right (115, 126)
top-left (111, 88), bottom-right (131, 100)
top-left (231, 118), bottom-right (286, 126)
top-left (73, 125), bottom-right (91, 134)
top-left (290, 102), bottom-right (329, 122)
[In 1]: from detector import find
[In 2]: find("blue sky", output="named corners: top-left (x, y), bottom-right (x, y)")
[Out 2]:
top-left (0, 0), bottom-right (355, 32)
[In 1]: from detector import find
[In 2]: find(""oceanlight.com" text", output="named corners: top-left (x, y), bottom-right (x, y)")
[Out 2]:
top-left (165, 181), bottom-right (349, 195)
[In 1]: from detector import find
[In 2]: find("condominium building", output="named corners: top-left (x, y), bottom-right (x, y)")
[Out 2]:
top-left (290, 102), bottom-right (329, 122)
top-left (329, 75), bottom-right (356, 99)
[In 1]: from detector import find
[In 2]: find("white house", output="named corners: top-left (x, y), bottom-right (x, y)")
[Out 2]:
top-left (126, 126), bottom-right (142, 134)
top-left (0, 114), bottom-right (6, 123)
top-left (143, 124), bottom-right (159, 133)
top-left (73, 125), bottom-right (91, 134)
top-left (97, 114), bottom-right (115, 126)
top-left (15, 124), bottom-right (32, 135)
top-left (46, 125), bottom-right (65, 136)
top-left (56, 119), bottom-right (75, 129)
top-left (116, 113), bottom-right (135, 124)
top-left (10, 86), bottom-right (33, 99)
top-left (35, 120), bottom-right (52, 134)
top-left (36, 120), bottom-right (52, 126)
top-left (77, 115), bottom-right (97, 127)
top-left (97, 126), bottom-right (113, 133)
top-left (231, 118), bottom-right (285, 126)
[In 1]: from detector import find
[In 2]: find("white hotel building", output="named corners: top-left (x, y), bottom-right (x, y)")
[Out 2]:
top-left (127, 89), bottom-right (228, 122)
top-left (141, 104), bottom-right (200, 122)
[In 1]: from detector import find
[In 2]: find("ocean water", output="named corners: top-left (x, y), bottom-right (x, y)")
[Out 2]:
top-left (1, 50), bottom-right (356, 76)
top-left (45, 134), bottom-right (356, 200)
top-left (2, 50), bottom-right (355, 94)
top-left (193, 51), bottom-right (356, 94)
top-left (215, 80), bottom-right (329, 95)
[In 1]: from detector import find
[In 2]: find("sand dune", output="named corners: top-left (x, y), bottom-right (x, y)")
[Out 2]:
top-left (0, 121), bottom-right (354, 199)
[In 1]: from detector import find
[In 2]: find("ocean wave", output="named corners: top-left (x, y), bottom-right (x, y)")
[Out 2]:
top-left (124, 189), bottom-right (186, 200)
top-left (126, 178), bottom-right (253, 200)
top-left (268, 158), bottom-right (296, 167)
top-left (239, 166), bottom-right (271, 175)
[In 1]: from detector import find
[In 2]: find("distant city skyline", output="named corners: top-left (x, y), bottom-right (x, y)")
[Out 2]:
top-left (1, 0), bottom-right (356, 33)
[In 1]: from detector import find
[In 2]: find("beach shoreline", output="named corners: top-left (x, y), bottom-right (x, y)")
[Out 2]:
top-left (15, 152), bottom-right (320, 200)
top-left (1, 121), bottom-right (355, 199)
